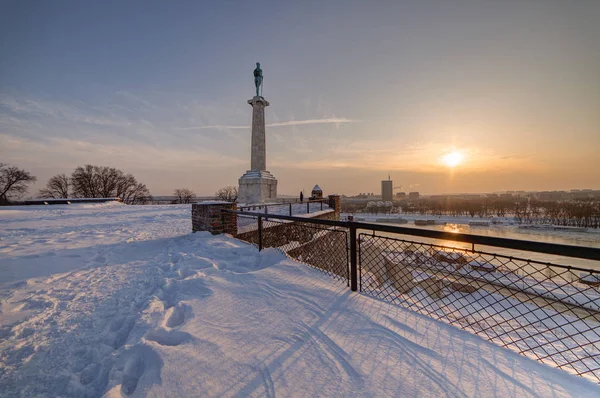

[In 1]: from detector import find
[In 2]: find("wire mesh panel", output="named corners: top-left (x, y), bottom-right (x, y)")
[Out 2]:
top-left (235, 214), bottom-right (349, 283)
top-left (235, 214), bottom-right (260, 245)
top-left (261, 218), bottom-right (349, 282)
top-left (358, 233), bottom-right (600, 382)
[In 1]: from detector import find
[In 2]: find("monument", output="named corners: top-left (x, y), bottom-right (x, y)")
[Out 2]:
top-left (237, 62), bottom-right (278, 204)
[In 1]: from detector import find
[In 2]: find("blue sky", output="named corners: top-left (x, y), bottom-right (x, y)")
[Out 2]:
top-left (1, 1), bottom-right (599, 196)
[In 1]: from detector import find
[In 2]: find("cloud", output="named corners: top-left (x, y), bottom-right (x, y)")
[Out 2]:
top-left (0, 95), bottom-right (129, 128)
top-left (0, 133), bottom-right (246, 170)
top-left (178, 118), bottom-right (358, 130)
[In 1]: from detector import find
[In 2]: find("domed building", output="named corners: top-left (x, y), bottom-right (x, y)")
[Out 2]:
top-left (311, 185), bottom-right (323, 199)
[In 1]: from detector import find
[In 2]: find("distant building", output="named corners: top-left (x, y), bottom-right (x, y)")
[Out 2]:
top-left (536, 191), bottom-right (567, 201)
top-left (408, 192), bottom-right (420, 200)
top-left (311, 185), bottom-right (323, 199)
top-left (381, 177), bottom-right (393, 202)
top-left (429, 195), bottom-right (449, 200)
top-left (395, 192), bottom-right (406, 199)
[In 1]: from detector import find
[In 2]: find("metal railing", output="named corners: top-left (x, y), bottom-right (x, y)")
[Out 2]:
top-left (238, 198), bottom-right (328, 217)
top-left (223, 209), bottom-right (600, 382)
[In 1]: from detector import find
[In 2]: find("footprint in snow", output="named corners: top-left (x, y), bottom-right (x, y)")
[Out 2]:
top-left (164, 304), bottom-right (187, 328)
top-left (119, 344), bottom-right (163, 396)
top-left (107, 316), bottom-right (136, 349)
top-left (80, 362), bottom-right (101, 385)
top-left (145, 328), bottom-right (192, 347)
top-left (72, 347), bottom-right (95, 372)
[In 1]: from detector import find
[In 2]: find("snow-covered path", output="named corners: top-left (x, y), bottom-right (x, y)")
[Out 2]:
top-left (1, 204), bottom-right (599, 397)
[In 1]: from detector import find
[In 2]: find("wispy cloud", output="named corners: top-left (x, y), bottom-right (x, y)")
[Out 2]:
top-left (0, 133), bottom-right (246, 170)
top-left (178, 118), bottom-right (358, 130)
top-left (0, 95), bottom-right (130, 128)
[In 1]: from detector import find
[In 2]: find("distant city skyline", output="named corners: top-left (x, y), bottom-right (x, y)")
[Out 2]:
top-left (1, 1), bottom-right (599, 197)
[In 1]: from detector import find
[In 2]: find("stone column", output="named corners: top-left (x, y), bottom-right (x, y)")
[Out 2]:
top-left (238, 96), bottom-right (278, 204)
top-left (249, 96), bottom-right (269, 171)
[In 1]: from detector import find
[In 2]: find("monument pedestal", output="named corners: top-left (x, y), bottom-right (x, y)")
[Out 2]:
top-left (238, 96), bottom-right (278, 204)
top-left (238, 170), bottom-right (278, 204)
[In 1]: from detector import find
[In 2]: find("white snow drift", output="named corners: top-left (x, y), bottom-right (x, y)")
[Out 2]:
top-left (0, 203), bottom-right (599, 397)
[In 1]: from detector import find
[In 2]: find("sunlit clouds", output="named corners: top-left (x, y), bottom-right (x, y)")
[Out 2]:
top-left (1, 89), bottom-right (597, 196)
top-left (1, 1), bottom-right (599, 195)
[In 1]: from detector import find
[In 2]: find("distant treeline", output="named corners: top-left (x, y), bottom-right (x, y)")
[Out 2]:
top-left (513, 200), bottom-right (600, 228)
top-left (401, 198), bottom-right (600, 228)
top-left (39, 165), bottom-right (151, 205)
top-left (342, 197), bottom-right (600, 228)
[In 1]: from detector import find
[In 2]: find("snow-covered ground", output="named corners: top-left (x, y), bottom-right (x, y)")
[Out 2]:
top-left (1, 204), bottom-right (599, 397)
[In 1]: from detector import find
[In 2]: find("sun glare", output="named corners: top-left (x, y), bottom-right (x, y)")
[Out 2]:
top-left (441, 151), bottom-right (464, 168)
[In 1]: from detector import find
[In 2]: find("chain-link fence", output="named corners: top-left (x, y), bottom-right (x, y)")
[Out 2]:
top-left (223, 209), bottom-right (600, 382)
top-left (358, 233), bottom-right (600, 382)
top-left (235, 213), bottom-right (348, 283)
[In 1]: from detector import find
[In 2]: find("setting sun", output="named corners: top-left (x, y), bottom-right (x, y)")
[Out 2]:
top-left (441, 151), bottom-right (464, 168)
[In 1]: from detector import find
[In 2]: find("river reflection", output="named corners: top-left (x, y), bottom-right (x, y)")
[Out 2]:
top-left (366, 221), bottom-right (600, 271)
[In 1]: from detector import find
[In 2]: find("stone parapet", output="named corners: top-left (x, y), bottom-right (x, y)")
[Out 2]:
top-left (192, 202), bottom-right (237, 235)
top-left (328, 195), bottom-right (341, 219)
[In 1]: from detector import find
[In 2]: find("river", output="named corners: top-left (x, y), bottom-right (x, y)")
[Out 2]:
top-left (360, 217), bottom-right (600, 272)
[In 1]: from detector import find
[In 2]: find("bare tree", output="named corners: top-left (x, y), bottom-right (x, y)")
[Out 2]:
top-left (71, 165), bottom-right (98, 198)
top-left (38, 174), bottom-right (70, 198)
top-left (0, 163), bottom-right (37, 204)
top-left (114, 173), bottom-right (151, 204)
top-left (173, 188), bottom-right (196, 204)
top-left (215, 186), bottom-right (238, 202)
top-left (70, 165), bottom-right (151, 204)
top-left (96, 166), bottom-right (121, 198)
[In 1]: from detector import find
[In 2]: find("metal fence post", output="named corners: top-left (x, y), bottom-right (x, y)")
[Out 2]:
top-left (307, 201), bottom-right (310, 214)
top-left (258, 215), bottom-right (263, 251)
top-left (320, 200), bottom-right (323, 211)
top-left (289, 203), bottom-right (292, 216)
top-left (349, 223), bottom-right (358, 291)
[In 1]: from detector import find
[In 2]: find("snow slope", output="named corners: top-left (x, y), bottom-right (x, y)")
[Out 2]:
top-left (1, 204), bottom-right (599, 397)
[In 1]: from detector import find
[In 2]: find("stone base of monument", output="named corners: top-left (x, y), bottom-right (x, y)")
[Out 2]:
top-left (238, 170), bottom-right (278, 204)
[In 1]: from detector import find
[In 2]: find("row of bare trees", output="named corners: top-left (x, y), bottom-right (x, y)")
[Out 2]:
top-left (400, 198), bottom-right (518, 218)
top-left (39, 165), bottom-right (151, 204)
top-left (398, 197), bottom-right (600, 228)
top-left (1, 162), bottom-right (239, 206)
top-left (514, 200), bottom-right (600, 228)
top-left (170, 187), bottom-right (237, 204)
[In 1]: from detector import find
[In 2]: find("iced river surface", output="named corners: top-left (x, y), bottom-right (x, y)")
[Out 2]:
top-left (364, 218), bottom-right (600, 271)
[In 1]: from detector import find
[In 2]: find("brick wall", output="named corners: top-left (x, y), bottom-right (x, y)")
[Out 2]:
top-left (192, 202), bottom-right (237, 235)
top-left (328, 195), bottom-right (341, 219)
